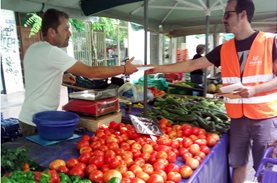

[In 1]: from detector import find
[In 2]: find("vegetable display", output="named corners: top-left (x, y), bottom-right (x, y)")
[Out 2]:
top-left (146, 95), bottom-right (230, 134)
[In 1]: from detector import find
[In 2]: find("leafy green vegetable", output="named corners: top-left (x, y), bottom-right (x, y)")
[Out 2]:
top-left (1, 147), bottom-right (43, 175)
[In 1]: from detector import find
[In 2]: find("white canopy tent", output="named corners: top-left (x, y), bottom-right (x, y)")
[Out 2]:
top-left (2, 0), bottom-right (276, 36)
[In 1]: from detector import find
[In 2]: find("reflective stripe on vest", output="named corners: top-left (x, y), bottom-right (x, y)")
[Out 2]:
top-left (222, 74), bottom-right (274, 84)
top-left (220, 32), bottom-right (277, 119)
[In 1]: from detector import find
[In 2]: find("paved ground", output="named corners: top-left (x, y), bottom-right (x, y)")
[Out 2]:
top-left (1, 87), bottom-right (257, 182)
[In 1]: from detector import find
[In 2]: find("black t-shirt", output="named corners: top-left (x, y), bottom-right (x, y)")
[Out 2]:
top-left (191, 54), bottom-right (203, 75)
top-left (206, 31), bottom-right (277, 76)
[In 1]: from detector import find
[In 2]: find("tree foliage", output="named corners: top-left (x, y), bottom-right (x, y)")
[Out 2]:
top-left (23, 13), bottom-right (127, 45)
top-left (91, 17), bottom-right (128, 46)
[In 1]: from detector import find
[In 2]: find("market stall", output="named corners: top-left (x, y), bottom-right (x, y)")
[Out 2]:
top-left (2, 125), bottom-right (230, 183)
top-left (2, 91), bottom-right (232, 183)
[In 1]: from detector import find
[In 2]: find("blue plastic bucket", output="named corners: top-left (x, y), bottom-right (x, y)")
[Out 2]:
top-left (33, 111), bottom-right (80, 140)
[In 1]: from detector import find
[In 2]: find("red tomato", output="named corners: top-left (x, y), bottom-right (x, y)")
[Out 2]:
top-left (194, 139), bottom-right (207, 146)
top-left (142, 164), bottom-right (154, 175)
top-left (167, 151), bottom-right (177, 163)
top-left (49, 159), bottom-right (66, 170)
top-left (68, 167), bottom-right (84, 178)
top-left (153, 161), bottom-right (166, 171)
top-left (179, 147), bottom-right (188, 155)
top-left (164, 163), bottom-right (180, 173)
top-left (73, 162), bottom-right (86, 171)
top-left (89, 155), bottom-right (104, 169)
top-left (129, 164), bottom-right (143, 175)
top-left (85, 164), bottom-right (97, 176)
top-left (148, 174), bottom-right (165, 183)
top-left (109, 121), bottom-right (120, 130)
top-left (189, 135), bottom-right (198, 141)
top-left (186, 157), bottom-right (200, 170)
top-left (116, 164), bottom-right (128, 174)
top-left (156, 151), bottom-right (168, 159)
top-left (192, 127), bottom-right (200, 135)
top-left (207, 136), bottom-right (217, 147)
top-left (194, 155), bottom-right (202, 163)
top-left (109, 157), bottom-right (121, 169)
top-left (90, 141), bottom-right (102, 150)
top-left (104, 150), bottom-right (116, 164)
top-left (182, 128), bottom-right (193, 137)
top-left (81, 134), bottom-right (90, 141)
top-left (157, 137), bottom-right (172, 146)
top-left (56, 165), bottom-right (68, 174)
top-left (170, 140), bottom-right (180, 149)
top-left (124, 157), bottom-right (134, 167)
top-left (195, 151), bottom-right (206, 160)
top-left (78, 152), bottom-right (92, 164)
top-left (101, 164), bottom-right (110, 173)
top-left (209, 133), bottom-right (220, 141)
top-left (179, 165), bottom-right (193, 179)
top-left (167, 172), bottom-right (182, 182)
top-left (103, 169), bottom-right (122, 182)
top-left (131, 177), bottom-right (146, 183)
top-left (77, 140), bottom-right (90, 150)
top-left (189, 144), bottom-right (200, 155)
top-left (183, 137), bottom-right (193, 148)
top-left (159, 118), bottom-right (170, 128)
top-left (66, 158), bottom-right (79, 169)
top-left (155, 145), bottom-right (172, 153)
top-left (79, 146), bottom-right (92, 154)
top-left (198, 128), bottom-right (206, 135)
top-left (136, 171), bottom-right (150, 182)
top-left (121, 177), bottom-right (132, 183)
top-left (93, 150), bottom-right (105, 157)
top-left (181, 152), bottom-right (192, 162)
top-left (142, 144), bottom-right (154, 154)
top-left (141, 152), bottom-right (151, 162)
top-left (152, 170), bottom-right (167, 181)
top-left (89, 170), bottom-right (103, 182)
top-left (120, 142), bottom-right (131, 151)
top-left (48, 169), bottom-right (60, 183)
top-left (200, 145), bottom-right (210, 155)
top-left (182, 123), bottom-right (192, 130)
top-left (123, 171), bottom-right (135, 179)
top-left (133, 157), bottom-right (145, 167)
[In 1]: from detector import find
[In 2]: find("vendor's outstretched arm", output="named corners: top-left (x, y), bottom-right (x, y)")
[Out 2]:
top-left (67, 57), bottom-right (137, 78)
top-left (147, 56), bottom-right (213, 74)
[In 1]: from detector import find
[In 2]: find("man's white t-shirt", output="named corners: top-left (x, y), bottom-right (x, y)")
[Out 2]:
top-left (19, 41), bottom-right (77, 126)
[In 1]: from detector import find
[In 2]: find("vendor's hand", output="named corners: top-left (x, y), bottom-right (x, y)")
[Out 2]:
top-left (124, 57), bottom-right (138, 75)
top-left (234, 86), bottom-right (256, 98)
top-left (63, 73), bottom-right (76, 84)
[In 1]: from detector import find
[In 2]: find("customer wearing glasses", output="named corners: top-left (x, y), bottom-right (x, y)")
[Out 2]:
top-left (147, 0), bottom-right (277, 183)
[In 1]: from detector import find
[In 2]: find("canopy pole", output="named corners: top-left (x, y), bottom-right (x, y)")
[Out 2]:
top-left (203, 0), bottom-right (210, 97)
top-left (143, 0), bottom-right (149, 116)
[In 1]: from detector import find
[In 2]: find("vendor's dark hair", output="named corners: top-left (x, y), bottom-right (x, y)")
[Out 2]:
top-left (232, 0), bottom-right (255, 23)
top-left (41, 9), bottom-right (69, 37)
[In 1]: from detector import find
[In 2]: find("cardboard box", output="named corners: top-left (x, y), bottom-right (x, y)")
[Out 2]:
top-left (78, 112), bottom-right (122, 132)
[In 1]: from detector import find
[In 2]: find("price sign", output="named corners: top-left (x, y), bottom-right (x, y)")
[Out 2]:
top-left (129, 115), bottom-right (164, 136)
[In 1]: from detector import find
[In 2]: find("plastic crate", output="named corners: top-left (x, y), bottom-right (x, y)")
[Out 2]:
top-left (255, 147), bottom-right (277, 183)
top-left (1, 118), bottom-right (22, 143)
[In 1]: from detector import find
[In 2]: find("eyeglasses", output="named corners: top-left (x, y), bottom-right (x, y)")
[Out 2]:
top-left (223, 11), bottom-right (237, 19)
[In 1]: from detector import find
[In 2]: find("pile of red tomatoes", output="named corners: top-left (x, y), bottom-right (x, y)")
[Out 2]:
top-left (49, 118), bottom-right (220, 183)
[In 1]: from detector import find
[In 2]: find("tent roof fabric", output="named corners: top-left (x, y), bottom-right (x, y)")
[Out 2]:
top-left (2, 0), bottom-right (276, 36)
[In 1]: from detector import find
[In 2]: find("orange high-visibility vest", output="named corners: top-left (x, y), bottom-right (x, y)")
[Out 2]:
top-left (220, 32), bottom-right (277, 119)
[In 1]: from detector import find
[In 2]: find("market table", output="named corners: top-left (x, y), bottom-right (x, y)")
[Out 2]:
top-left (1, 132), bottom-right (231, 183)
